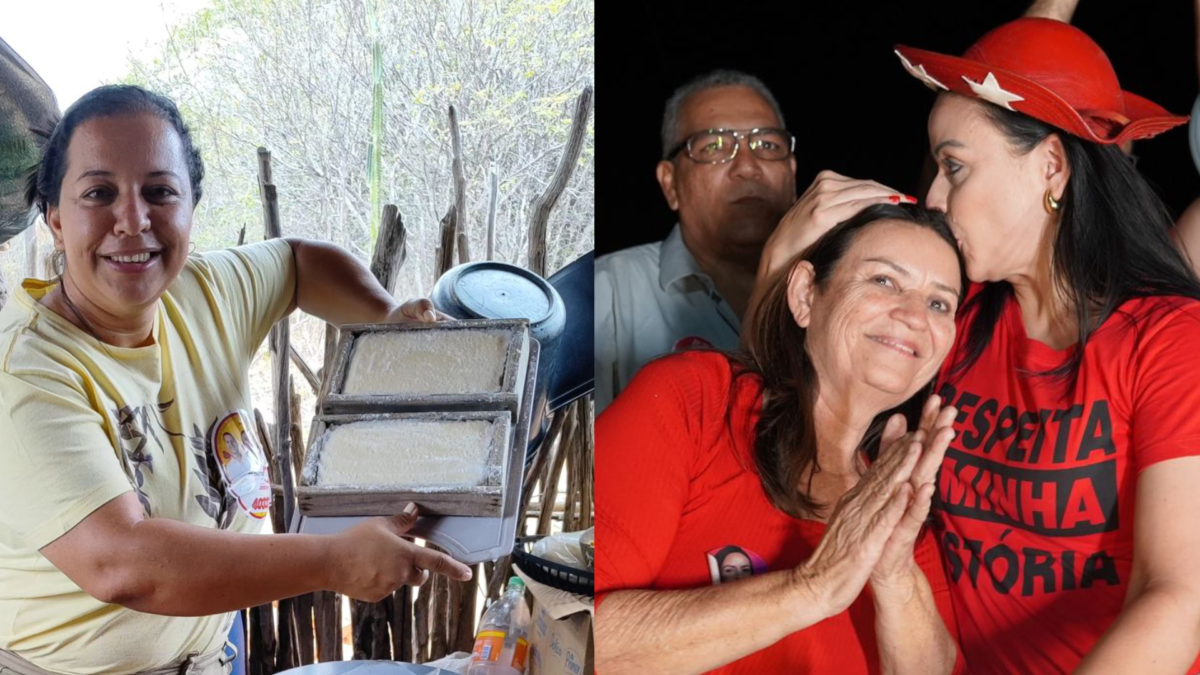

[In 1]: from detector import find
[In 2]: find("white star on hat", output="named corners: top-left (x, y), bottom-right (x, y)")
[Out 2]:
top-left (895, 50), bottom-right (948, 91)
top-left (962, 72), bottom-right (1024, 111)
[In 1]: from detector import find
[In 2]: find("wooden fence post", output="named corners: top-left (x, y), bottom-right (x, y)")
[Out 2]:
top-left (526, 85), bottom-right (593, 276)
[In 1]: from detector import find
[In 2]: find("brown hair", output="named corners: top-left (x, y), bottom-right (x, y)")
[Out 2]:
top-left (729, 203), bottom-right (966, 518)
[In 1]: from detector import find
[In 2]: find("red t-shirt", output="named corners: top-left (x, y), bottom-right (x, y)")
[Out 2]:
top-left (596, 351), bottom-right (959, 674)
top-left (935, 289), bottom-right (1200, 673)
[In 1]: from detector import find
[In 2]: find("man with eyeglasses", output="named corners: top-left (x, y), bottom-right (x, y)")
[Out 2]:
top-left (595, 70), bottom-right (797, 413)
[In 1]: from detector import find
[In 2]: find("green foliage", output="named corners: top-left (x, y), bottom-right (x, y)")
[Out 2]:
top-left (367, 0), bottom-right (385, 242)
top-left (116, 0), bottom-right (594, 289)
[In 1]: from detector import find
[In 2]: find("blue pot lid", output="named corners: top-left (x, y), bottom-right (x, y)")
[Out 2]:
top-left (439, 261), bottom-right (556, 324)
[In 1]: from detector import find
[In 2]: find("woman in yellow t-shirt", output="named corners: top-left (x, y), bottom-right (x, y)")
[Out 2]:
top-left (0, 84), bottom-right (472, 675)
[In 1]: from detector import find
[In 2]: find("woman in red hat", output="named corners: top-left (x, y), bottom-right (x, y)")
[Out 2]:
top-left (756, 17), bottom-right (1200, 675)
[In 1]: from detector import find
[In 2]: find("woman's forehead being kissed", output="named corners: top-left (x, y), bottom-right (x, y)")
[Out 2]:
top-left (842, 221), bottom-right (961, 294)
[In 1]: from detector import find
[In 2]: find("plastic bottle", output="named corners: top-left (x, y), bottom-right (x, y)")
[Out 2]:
top-left (468, 577), bottom-right (532, 675)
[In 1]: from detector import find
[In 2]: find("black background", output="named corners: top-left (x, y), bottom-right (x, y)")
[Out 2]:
top-left (601, 0), bottom-right (1198, 255)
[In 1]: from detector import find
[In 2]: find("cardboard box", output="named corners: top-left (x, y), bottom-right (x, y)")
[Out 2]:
top-left (514, 565), bottom-right (594, 675)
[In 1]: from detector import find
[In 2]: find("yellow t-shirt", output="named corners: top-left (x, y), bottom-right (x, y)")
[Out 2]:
top-left (0, 239), bottom-right (295, 674)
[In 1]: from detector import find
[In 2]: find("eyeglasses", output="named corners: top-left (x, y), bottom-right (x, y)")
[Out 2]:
top-left (665, 127), bottom-right (795, 164)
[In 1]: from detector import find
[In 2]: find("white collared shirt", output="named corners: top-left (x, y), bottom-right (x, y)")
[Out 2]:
top-left (595, 224), bottom-right (741, 414)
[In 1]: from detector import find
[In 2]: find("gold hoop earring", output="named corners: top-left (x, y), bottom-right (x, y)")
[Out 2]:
top-left (188, 242), bottom-right (196, 255)
top-left (1044, 190), bottom-right (1061, 214)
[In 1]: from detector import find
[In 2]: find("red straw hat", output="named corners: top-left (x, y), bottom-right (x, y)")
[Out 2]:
top-left (894, 18), bottom-right (1187, 145)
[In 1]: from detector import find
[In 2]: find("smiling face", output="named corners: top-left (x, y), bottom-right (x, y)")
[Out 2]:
top-left (790, 221), bottom-right (962, 404)
top-left (719, 551), bottom-right (753, 583)
top-left (46, 112), bottom-right (194, 318)
top-left (657, 85), bottom-right (797, 261)
top-left (222, 431), bottom-right (245, 462)
top-left (925, 94), bottom-right (1067, 283)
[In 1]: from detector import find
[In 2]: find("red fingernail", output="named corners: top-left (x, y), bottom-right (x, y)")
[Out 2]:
top-left (904, 195), bottom-right (918, 203)
top-left (888, 195), bottom-right (901, 203)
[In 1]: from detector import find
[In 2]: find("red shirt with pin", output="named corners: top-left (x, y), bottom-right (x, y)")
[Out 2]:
top-left (596, 350), bottom-right (960, 674)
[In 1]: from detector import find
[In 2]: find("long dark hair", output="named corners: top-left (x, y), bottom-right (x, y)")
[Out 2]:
top-left (24, 84), bottom-right (205, 217)
top-left (947, 99), bottom-right (1200, 383)
top-left (731, 203), bottom-right (967, 518)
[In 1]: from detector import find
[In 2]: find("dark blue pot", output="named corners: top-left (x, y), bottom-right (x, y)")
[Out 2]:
top-left (432, 261), bottom-right (566, 451)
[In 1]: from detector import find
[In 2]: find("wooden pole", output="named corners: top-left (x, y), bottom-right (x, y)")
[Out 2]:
top-left (260, 175), bottom-right (295, 532)
top-left (456, 231), bottom-right (471, 266)
top-left (257, 147), bottom-right (274, 228)
top-left (580, 398), bottom-right (595, 530)
top-left (350, 600), bottom-right (369, 658)
top-left (388, 585), bottom-right (413, 662)
top-left (294, 582), bottom-right (316, 665)
top-left (562, 397), bottom-right (594, 532)
top-left (315, 316), bottom-right (342, 663)
top-left (369, 204), bottom-right (408, 296)
top-left (564, 408), bottom-right (581, 532)
top-left (429, 566), bottom-right (448, 660)
top-left (289, 383), bottom-right (305, 489)
top-left (275, 590), bottom-right (298, 671)
top-left (486, 169), bottom-right (499, 261)
top-left (256, 147), bottom-right (301, 669)
top-left (435, 205), bottom-right (457, 280)
top-left (449, 105), bottom-right (467, 263)
top-left (503, 412), bottom-right (564, 595)
top-left (313, 591), bottom-right (343, 662)
top-left (342, 198), bottom-right (423, 661)
top-left (250, 410), bottom-right (279, 674)
top-left (523, 410), bottom-right (568, 493)
top-left (322, 324), bottom-right (339, 384)
top-left (452, 569), bottom-right (479, 653)
top-left (248, 602), bottom-right (277, 675)
top-left (289, 346), bottom-right (321, 395)
top-left (351, 599), bottom-right (391, 658)
top-left (445, 571), bottom-right (461, 658)
top-left (526, 85), bottom-right (593, 276)
top-left (486, 410), bottom-right (571, 604)
top-left (264, 388), bottom-right (300, 671)
top-left (415, 585), bottom-right (430, 662)
top-left (537, 404), bottom-right (576, 536)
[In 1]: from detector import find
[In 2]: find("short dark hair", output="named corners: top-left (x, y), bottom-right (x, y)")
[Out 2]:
top-left (713, 545), bottom-right (750, 566)
top-left (24, 84), bottom-right (205, 216)
top-left (661, 69), bottom-right (785, 159)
